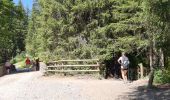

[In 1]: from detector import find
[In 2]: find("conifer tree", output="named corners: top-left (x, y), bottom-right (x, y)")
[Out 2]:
top-left (0, 0), bottom-right (28, 62)
top-left (27, 0), bottom-right (148, 61)
top-left (142, 0), bottom-right (170, 88)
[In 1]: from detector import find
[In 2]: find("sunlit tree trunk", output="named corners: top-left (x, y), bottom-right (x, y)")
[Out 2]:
top-left (159, 48), bottom-right (164, 68)
top-left (148, 36), bottom-right (156, 88)
top-left (148, 40), bottom-right (154, 88)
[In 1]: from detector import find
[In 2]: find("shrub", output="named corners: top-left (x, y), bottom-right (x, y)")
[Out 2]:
top-left (11, 52), bottom-right (33, 68)
top-left (154, 68), bottom-right (170, 84)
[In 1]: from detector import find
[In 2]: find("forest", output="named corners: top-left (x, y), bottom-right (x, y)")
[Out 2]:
top-left (0, 0), bottom-right (170, 87)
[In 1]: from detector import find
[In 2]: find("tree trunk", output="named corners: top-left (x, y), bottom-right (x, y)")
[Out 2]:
top-left (148, 68), bottom-right (154, 88)
top-left (148, 38), bottom-right (155, 88)
top-left (148, 45), bottom-right (154, 88)
top-left (159, 48), bottom-right (164, 68)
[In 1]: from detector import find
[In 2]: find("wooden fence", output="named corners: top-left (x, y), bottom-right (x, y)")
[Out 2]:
top-left (137, 63), bottom-right (149, 79)
top-left (46, 59), bottom-right (100, 76)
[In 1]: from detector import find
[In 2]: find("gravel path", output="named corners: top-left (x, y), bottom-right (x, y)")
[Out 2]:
top-left (0, 71), bottom-right (149, 100)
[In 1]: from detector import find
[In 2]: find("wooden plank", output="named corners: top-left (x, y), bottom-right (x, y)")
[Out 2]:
top-left (138, 63), bottom-right (144, 78)
top-left (48, 59), bottom-right (99, 63)
top-left (58, 59), bottom-right (99, 62)
top-left (47, 61), bottom-right (58, 63)
top-left (47, 70), bottom-right (100, 72)
top-left (46, 59), bottom-right (100, 75)
top-left (47, 64), bottom-right (99, 68)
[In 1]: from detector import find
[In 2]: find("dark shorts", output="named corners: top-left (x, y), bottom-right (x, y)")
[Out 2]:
top-left (6, 67), bottom-right (10, 70)
top-left (121, 67), bottom-right (128, 70)
top-left (121, 66), bottom-right (128, 70)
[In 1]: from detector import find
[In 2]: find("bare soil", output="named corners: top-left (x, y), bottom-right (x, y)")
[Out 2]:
top-left (0, 71), bottom-right (169, 100)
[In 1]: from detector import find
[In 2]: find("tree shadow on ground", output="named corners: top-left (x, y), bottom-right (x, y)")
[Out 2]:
top-left (116, 85), bottom-right (170, 100)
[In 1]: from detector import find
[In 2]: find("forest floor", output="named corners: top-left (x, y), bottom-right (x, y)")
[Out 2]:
top-left (0, 69), bottom-right (169, 100)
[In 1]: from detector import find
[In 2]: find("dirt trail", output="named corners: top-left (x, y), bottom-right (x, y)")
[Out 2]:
top-left (0, 71), bottom-right (167, 100)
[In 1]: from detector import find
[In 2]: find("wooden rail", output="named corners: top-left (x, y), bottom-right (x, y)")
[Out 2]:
top-left (47, 70), bottom-right (100, 72)
top-left (47, 65), bottom-right (99, 68)
top-left (49, 59), bottom-right (99, 63)
top-left (46, 59), bottom-right (100, 76)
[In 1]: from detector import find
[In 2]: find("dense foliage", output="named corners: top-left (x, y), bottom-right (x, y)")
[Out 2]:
top-left (0, 0), bottom-right (28, 63)
top-left (154, 68), bottom-right (170, 84)
top-left (143, 0), bottom-right (170, 87)
top-left (26, 0), bottom-right (149, 61)
top-left (25, 0), bottom-right (170, 86)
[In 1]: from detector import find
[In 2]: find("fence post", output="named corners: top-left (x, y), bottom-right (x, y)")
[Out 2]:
top-left (138, 63), bottom-right (144, 78)
top-left (39, 62), bottom-right (47, 76)
top-left (97, 61), bottom-right (101, 79)
top-left (61, 62), bottom-right (65, 76)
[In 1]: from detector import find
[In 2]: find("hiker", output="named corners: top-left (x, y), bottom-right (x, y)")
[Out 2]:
top-left (10, 64), bottom-right (16, 72)
top-left (25, 57), bottom-right (31, 68)
top-left (118, 52), bottom-right (130, 82)
top-left (4, 60), bottom-right (11, 74)
top-left (35, 58), bottom-right (40, 71)
top-left (31, 59), bottom-right (36, 71)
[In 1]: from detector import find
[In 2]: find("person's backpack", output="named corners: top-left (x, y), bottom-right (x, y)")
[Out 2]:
top-left (121, 57), bottom-right (130, 69)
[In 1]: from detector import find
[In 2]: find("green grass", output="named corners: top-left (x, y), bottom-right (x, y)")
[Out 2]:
top-left (154, 68), bottom-right (170, 84)
top-left (14, 60), bottom-right (26, 68)
top-left (11, 52), bottom-right (32, 69)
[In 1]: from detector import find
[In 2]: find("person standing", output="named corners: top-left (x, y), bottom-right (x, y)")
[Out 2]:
top-left (25, 57), bottom-right (31, 68)
top-left (4, 60), bottom-right (11, 74)
top-left (35, 58), bottom-right (40, 71)
top-left (118, 52), bottom-right (130, 82)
